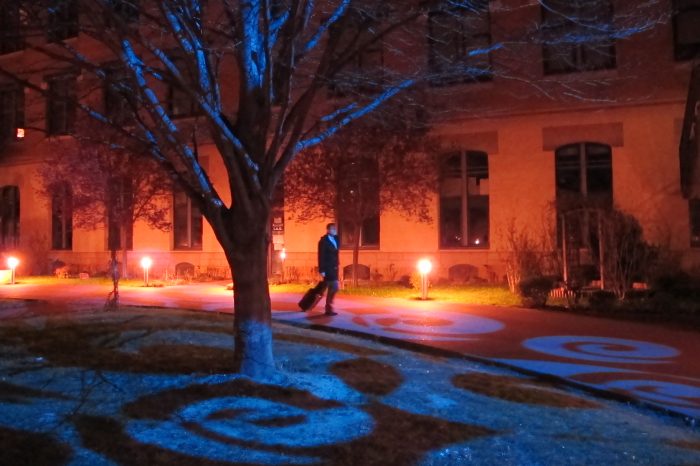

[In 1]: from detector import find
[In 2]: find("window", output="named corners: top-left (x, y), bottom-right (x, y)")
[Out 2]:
top-left (691, 199), bottom-right (700, 247)
top-left (555, 143), bottom-right (613, 247)
top-left (541, 0), bottom-right (616, 74)
top-left (167, 56), bottom-right (200, 118)
top-left (108, 0), bottom-right (139, 24)
top-left (47, 0), bottom-right (79, 43)
top-left (336, 157), bottom-right (380, 248)
top-left (51, 183), bottom-right (72, 250)
top-left (46, 74), bottom-right (76, 136)
top-left (339, 217), bottom-right (379, 248)
top-left (439, 151), bottom-right (489, 248)
top-left (173, 189), bottom-right (203, 249)
top-left (328, 9), bottom-right (385, 96)
top-left (0, 85), bottom-right (24, 143)
top-left (107, 177), bottom-right (133, 251)
top-left (0, 1), bottom-right (24, 55)
top-left (104, 66), bottom-right (132, 124)
top-left (0, 186), bottom-right (20, 250)
top-left (427, 0), bottom-right (492, 86)
top-left (674, 0), bottom-right (700, 60)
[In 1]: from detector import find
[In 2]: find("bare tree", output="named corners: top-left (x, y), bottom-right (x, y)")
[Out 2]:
top-left (38, 120), bottom-right (172, 308)
top-left (0, 0), bottom-right (662, 376)
top-left (285, 104), bottom-right (437, 286)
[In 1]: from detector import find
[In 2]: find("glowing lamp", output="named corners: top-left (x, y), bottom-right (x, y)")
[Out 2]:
top-left (16, 128), bottom-right (25, 139)
top-left (280, 248), bottom-right (287, 261)
top-left (7, 257), bottom-right (19, 285)
top-left (417, 259), bottom-right (432, 275)
top-left (417, 258), bottom-right (432, 300)
top-left (140, 256), bottom-right (153, 286)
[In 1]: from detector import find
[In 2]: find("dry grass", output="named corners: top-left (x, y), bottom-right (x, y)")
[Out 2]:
top-left (453, 372), bottom-right (600, 409)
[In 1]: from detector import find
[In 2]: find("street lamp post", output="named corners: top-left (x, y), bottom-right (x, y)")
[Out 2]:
top-left (140, 256), bottom-right (153, 287)
top-left (417, 258), bottom-right (432, 300)
top-left (7, 257), bottom-right (19, 285)
top-left (279, 248), bottom-right (287, 282)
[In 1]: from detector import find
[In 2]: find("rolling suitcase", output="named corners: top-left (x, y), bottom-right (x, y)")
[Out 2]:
top-left (298, 281), bottom-right (327, 311)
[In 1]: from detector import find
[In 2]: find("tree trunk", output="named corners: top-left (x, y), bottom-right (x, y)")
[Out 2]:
top-left (226, 220), bottom-right (275, 379)
top-left (120, 224), bottom-right (128, 279)
top-left (352, 222), bottom-right (362, 287)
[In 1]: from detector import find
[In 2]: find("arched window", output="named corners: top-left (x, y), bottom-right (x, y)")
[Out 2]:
top-left (51, 182), bottom-right (72, 250)
top-left (555, 142), bottom-right (612, 247)
top-left (439, 151), bottom-right (489, 248)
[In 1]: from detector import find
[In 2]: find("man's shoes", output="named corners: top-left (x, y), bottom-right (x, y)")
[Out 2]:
top-left (324, 310), bottom-right (338, 316)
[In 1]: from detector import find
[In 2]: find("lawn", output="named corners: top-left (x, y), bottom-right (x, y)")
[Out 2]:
top-left (0, 302), bottom-right (698, 465)
top-left (271, 283), bottom-right (523, 307)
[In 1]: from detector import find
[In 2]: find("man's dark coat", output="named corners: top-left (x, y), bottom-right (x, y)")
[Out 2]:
top-left (318, 234), bottom-right (339, 281)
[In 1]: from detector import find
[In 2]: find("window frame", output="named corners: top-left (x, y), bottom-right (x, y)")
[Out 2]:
top-left (0, 185), bottom-right (20, 251)
top-left (554, 142), bottom-right (613, 248)
top-left (673, 0), bottom-right (700, 61)
top-left (690, 199), bottom-right (700, 248)
top-left (438, 150), bottom-right (490, 249)
top-left (47, 0), bottom-right (79, 43)
top-left (0, 85), bottom-right (24, 142)
top-left (173, 189), bottom-right (203, 250)
top-left (541, 0), bottom-right (616, 75)
top-left (46, 73), bottom-right (77, 136)
top-left (0, 1), bottom-right (24, 55)
top-left (427, 0), bottom-right (493, 86)
top-left (51, 183), bottom-right (73, 251)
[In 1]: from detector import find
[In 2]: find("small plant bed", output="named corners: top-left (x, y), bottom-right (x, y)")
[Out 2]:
top-left (545, 293), bottom-right (700, 330)
top-left (0, 306), bottom-right (699, 465)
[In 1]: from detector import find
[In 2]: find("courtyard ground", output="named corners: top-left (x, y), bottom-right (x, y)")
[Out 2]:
top-left (1, 302), bottom-right (699, 465)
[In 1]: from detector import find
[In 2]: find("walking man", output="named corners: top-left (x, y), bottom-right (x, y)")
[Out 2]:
top-left (318, 223), bottom-right (340, 316)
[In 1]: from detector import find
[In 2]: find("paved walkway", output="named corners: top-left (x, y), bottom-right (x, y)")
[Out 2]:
top-left (1, 281), bottom-right (699, 420)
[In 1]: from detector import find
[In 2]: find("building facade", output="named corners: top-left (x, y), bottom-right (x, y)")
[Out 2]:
top-left (1, 0), bottom-right (699, 283)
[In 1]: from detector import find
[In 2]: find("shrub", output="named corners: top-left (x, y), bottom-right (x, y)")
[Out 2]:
top-left (587, 290), bottom-right (618, 312)
top-left (518, 276), bottom-right (556, 308)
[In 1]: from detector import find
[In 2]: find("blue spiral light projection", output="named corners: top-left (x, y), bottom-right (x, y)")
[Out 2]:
top-left (522, 335), bottom-right (680, 364)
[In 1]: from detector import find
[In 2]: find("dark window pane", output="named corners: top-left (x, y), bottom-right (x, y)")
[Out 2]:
top-left (0, 185), bottom-right (20, 250)
top-left (361, 215), bottom-right (379, 246)
top-left (555, 148), bottom-right (581, 194)
top-left (542, 0), bottom-right (616, 74)
top-left (467, 196), bottom-right (489, 246)
top-left (439, 196), bottom-right (463, 248)
top-left (107, 178), bottom-right (133, 250)
top-left (0, 86), bottom-right (23, 142)
top-left (48, 0), bottom-right (79, 43)
top-left (104, 66), bottom-right (132, 124)
top-left (586, 144), bottom-right (613, 195)
top-left (439, 151), bottom-right (489, 248)
top-left (51, 184), bottom-right (72, 250)
top-left (674, 0), bottom-right (700, 60)
top-left (428, 0), bottom-right (492, 86)
top-left (0, 1), bottom-right (24, 55)
top-left (173, 189), bottom-right (202, 249)
top-left (691, 199), bottom-right (700, 247)
top-left (47, 74), bottom-right (76, 135)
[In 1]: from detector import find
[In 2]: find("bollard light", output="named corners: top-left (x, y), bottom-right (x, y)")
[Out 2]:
top-left (7, 257), bottom-right (19, 285)
top-left (417, 258), bottom-right (432, 300)
top-left (140, 256), bottom-right (153, 287)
